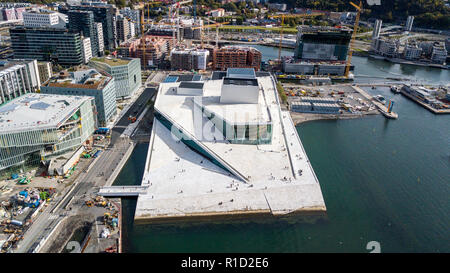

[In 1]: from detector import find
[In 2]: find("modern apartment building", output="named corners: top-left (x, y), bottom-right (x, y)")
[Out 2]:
top-left (89, 57), bottom-right (141, 99)
top-left (171, 48), bottom-right (210, 70)
top-left (40, 68), bottom-right (116, 126)
top-left (117, 36), bottom-right (173, 69)
top-left (0, 59), bottom-right (40, 105)
top-left (68, 10), bottom-right (100, 57)
top-left (10, 27), bottom-right (84, 66)
top-left (95, 22), bottom-right (105, 55)
top-left (62, 4), bottom-right (118, 50)
top-left (116, 14), bottom-right (130, 44)
top-left (37, 61), bottom-right (52, 84)
top-left (81, 37), bottom-right (93, 64)
top-left (0, 93), bottom-right (96, 177)
top-left (212, 46), bottom-right (262, 71)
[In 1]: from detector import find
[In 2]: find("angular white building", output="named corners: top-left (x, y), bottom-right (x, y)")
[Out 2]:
top-left (134, 69), bottom-right (326, 224)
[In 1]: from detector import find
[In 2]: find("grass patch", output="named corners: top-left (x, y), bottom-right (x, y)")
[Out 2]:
top-left (276, 82), bottom-right (288, 104)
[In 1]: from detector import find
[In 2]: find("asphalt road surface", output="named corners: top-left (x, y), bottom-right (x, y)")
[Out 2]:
top-left (110, 87), bottom-right (156, 146)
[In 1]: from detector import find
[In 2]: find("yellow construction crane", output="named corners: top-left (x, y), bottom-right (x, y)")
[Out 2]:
top-left (270, 13), bottom-right (325, 63)
top-left (192, 22), bottom-right (230, 48)
top-left (345, 1), bottom-right (362, 78)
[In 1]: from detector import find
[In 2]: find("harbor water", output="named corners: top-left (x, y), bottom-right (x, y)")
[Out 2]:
top-left (115, 47), bottom-right (449, 253)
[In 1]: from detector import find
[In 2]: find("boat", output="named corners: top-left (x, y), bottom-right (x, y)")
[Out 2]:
top-left (390, 85), bottom-right (401, 94)
top-left (374, 95), bottom-right (386, 105)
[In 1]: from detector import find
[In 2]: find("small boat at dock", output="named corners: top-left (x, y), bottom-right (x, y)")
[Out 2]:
top-left (390, 86), bottom-right (401, 94)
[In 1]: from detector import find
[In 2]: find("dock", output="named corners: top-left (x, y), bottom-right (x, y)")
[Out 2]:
top-left (400, 89), bottom-right (450, 114)
top-left (352, 85), bottom-right (399, 119)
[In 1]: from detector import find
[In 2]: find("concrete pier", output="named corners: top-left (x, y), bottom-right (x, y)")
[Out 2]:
top-left (352, 86), bottom-right (398, 119)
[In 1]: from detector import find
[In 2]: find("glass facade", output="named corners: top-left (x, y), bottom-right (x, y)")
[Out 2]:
top-left (0, 98), bottom-right (95, 178)
top-left (10, 27), bottom-right (84, 66)
top-left (89, 58), bottom-right (141, 99)
top-left (194, 102), bottom-right (273, 145)
top-left (41, 77), bottom-right (116, 126)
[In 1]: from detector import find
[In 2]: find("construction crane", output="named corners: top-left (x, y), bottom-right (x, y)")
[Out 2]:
top-left (344, 1), bottom-right (362, 78)
top-left (191, 22), bottom-right (230, 48)
top-left (140, 8), bottom-right (146, 69)
top-left (270, 13), bottom-right (325, 64)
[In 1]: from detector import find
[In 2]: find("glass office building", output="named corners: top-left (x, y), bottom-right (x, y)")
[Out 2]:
top-left (10, 27), bottom-right (84, 66)
top-left (0, 93), bottom-right (96, 178)
top-left (89, 57), bottom-right (141, 99)
top-left (40, 68), bottom-right (117, 126)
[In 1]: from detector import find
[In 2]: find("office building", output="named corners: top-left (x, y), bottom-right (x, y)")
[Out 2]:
top-left (0, 93), bottom-right (96, 177)
top-left (89, 57), bottom-right (141, 99)
top-left (41, 68), bottom-right (116, 126)
top-left (10, 27), bottom-right (84, 66)
top-left (0, 59), bottom-right (40, 105)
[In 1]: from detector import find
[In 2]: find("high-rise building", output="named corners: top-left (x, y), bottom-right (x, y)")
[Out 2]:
top-left (62, 3), bottom-right (117, 50)
top-left (81, 37), bottom-right (93, 64)
top-left (68, 10), bottom-right (100, 56)
top-left (0, 93), bottom-right (96, 177)
top-left (10, 27), bottom-right (84, 66)
top-left (372, 19), bottom-right (382, 39)
top-left (116, 14), bottom-right (130, 43)
top-left (41, 68), bottom-right (116, 126)
top-left (95, 22), bottom-right (104, 55)
top-left (0, 59), bottom-right (40, 105)
top-left (212, 46), bottom-right (262, 71)
top-left (405, 16), bottom-right (414, 32)
top-left (89, 57), bottom-right (141, 99)
top-left (294, 26), bottom-right (352, 61)
top-left (119, 7), bottom-right (140, 35)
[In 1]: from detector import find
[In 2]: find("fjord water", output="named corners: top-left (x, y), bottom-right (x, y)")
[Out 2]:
top-left (115, 48), bottom-right (449, 252)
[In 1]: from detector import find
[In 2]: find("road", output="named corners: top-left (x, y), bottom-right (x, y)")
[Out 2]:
top-left (14, 76), bottom-right (158, 253)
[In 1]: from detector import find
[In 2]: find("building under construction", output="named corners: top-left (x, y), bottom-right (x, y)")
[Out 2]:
top-left (170, 47), bottom-right (210, 70)
top-left (212, 46), bottom-right (262, 71)
top-left (281, 26), bottom-right (353, 77)
top-left (294, 26), bottom-right (352, 61)
top-left (117, 35), bottom-right (173, 68)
